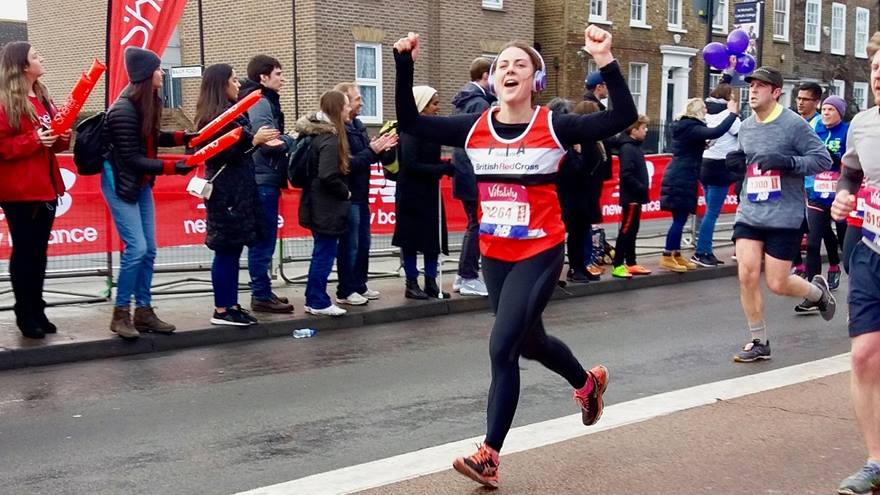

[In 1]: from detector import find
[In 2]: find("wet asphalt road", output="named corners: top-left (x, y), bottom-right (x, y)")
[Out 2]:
top-left (0, 276), bottom-right (851, 494)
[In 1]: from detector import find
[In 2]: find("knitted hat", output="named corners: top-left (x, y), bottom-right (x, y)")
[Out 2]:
top-left (822, 95), bottom-right (846, 119)
top-left (413, 85), bottom-right (438, 114)
top-left (585, 71), bottom-right (604, 89)
top-left (124, 47), bottom-right (161, 83)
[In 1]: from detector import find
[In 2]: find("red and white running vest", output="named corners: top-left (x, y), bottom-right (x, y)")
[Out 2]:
top-left (465, 105), bottom-right (566, 262)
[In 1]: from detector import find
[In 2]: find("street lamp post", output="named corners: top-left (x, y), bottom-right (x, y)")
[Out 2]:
top-left (703, 0), bottom-right (715, 98)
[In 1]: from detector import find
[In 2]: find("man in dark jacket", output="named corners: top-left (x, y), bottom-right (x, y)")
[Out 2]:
top-left (241, 55), bottom-right (294, 314)
top-left (450, 57), bottom-right (495, 297)
top-left (583, 70), bottom-right (608, 110)
top-left (332, 82), bottom-right (398, 306)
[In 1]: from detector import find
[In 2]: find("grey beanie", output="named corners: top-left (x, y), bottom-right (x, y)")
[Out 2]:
top-left (124, 47), bottom-right (161, 83)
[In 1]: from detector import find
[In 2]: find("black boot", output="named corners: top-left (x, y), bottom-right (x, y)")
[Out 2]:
top-left (424, 277), bottom-right (450, 299)
top-left (14, 303), bottom-right (44, 339)
top-left (405, 279), bottom-right (429, 300)
top-left (35, 300), bottom-right (56, 334)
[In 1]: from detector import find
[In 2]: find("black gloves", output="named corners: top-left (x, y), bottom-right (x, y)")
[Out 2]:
top-left (753, 152), bottom-right (795, 173)
top-left (175, 160), bottom-right (197, 176)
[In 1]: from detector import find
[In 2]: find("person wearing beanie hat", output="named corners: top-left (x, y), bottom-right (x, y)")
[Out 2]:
top-left (124, 46), bottom-right (161, 83)
top-left (794, 93), bottom-right (851, 302)
top-left (393, 85), bottom-right (452, 301)
top-left (102, 46), bottom-right (197, 340)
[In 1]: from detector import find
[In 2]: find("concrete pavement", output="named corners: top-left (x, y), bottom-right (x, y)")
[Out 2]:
top-left (0, 246), bottom-right (740, 370)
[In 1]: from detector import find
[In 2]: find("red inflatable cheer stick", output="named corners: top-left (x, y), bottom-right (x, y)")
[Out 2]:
top-left (188, 89), bottom-right (262, 148)
top-left (186, 126), bottom-right (243, 165)
top-left (51, 59), bottom-right (106, 135)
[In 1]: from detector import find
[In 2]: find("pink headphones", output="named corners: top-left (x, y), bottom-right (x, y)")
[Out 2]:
top-left (488, 45), bottom-right (548, 95)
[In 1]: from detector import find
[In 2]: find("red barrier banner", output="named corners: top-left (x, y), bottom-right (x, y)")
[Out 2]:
top-left (0, 155), bottom-right (737, 259)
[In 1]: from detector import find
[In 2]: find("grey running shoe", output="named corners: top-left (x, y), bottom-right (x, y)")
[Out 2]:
top-left (838, 460), bottom-right (880, 494)
top-left (794, 299), bottom-right (820, 314)
top-left (812, 275), bottom-right (837, 321)
top-left (733, 339), bottom-right (771, 362)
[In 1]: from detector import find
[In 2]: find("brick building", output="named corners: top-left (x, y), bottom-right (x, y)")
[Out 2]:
top-left (536, 0), bottom-right (878, 150)
top-left (27, 1), bottom-right (533, 128)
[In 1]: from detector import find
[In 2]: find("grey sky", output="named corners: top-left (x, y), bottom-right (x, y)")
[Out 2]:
top-left (2, 0), bottom-right (28, 21)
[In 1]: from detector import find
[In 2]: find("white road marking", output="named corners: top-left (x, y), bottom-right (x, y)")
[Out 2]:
top-left (234, 353), bottom-right (851, 495)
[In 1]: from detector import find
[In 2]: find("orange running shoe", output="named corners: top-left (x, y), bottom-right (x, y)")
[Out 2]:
top-left (587, 264), bottom-right (604, 277)
top-left (627, 264), bottom-right (652, 276)
top-left (574, 365), bottom-right (609, 426)
top-left (453, 443), bottom-right (500, 489)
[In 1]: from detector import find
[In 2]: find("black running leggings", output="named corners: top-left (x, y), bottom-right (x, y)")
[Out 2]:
top-left (482, 243), bottom-right (587, 451)
top-left (843, 225), bottom-right (862, 274)
top-left (614, 203), bottom-right (641, 267)
top-left (806, 203), bottom-right (845, 280)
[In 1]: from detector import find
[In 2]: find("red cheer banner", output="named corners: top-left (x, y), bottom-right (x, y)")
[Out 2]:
top-left (51, 59), bottom-right (106, 135)
top-left (189, 90), bottom-right (262, 148)
top-left (107, 0), bottom-right (188, 103)
top-left (0, 154), bottom-right (735, 260)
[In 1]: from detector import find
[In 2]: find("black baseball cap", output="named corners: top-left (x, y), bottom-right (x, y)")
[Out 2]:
top-left (745, 66), bottom-right (784, 88)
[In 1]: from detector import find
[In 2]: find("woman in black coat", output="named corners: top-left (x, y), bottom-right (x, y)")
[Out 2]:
top-left (555, 99), bottom-right (609, 282)
top-left (296, 90), bottom-right (353, 317)
top-left (659, 97), bottom-right (737, 272)
top-left (194, 64), bottom-right (279, 327)
top-left (392, 86), bottom-right (453, 300)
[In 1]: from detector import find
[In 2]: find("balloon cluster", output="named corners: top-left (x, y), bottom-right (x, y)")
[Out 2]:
top-left (702, 29), bottom-right (756, 75)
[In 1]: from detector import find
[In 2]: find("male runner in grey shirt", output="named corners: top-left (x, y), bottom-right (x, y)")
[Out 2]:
top-left (830, 34), bottom-right (880, 495)
top-left (731, 66), bottom-right (834, 363)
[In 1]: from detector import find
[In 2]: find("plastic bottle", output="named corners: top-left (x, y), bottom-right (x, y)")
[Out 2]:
top-left (292, 328), bottom-right (317, 339)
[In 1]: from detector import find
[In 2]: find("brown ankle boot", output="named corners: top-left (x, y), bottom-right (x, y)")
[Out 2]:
top-left (110, 306), bottom-right (140, 339)
top-left (134, 306), bottom-right (176, 334)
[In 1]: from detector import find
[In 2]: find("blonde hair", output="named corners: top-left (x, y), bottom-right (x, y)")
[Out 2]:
top-left (678, 98), bottom-right (706, 121)
top-left (0, 41), bottom-right (50, 129)
top-left (627, 115), bottom-right (650, 134)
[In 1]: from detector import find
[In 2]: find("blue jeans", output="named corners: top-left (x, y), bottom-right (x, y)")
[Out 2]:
top-left (305, 232), bottom-right (339, 309)
top-left (664, 210), bottom-right (690, 252)
top-left (336, 202), bottom-right (371, 298)
top-left (403, 250), bottom-right (438, 280)
top-left (696, 184), bottom-right (728, 255)
top-left (101, 162), bottom-right (156, 308)
top-left (248, 186), bottom-right (280, 301)
top-left (212, 246), bottom-right (244, 308)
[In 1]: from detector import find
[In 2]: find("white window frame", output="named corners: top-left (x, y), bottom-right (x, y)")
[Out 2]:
top-left (773, 0), bottom-right (790, 41)
top-left (354, 43), bottom-right (383, 125)
top-left (668, 0), bottom-right (684, 31)
top-left (830, 80), bottom-right (845, 98)
top-left (853, 82), bottom-right (870, 111)
top-left (630, 0), bottom-right (650, 28)
top-left (629, 63), bottom-right (649, 114)
top-left (830, 3), bottom-right (846, 56)
top-left (709, 73), bottom-right (722, 90)
top-left (712, 0), bottom-right (729, 34)
top-left (589, 0), bottom-right (610, 24)
top-left (804, 0), bottom-right (821, 52)
top-left (855, 7), bottom-right (870, 59)
top-left (481, 0), bottom-right (503, 10)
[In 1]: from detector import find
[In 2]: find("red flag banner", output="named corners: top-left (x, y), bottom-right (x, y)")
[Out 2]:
top-left (106, 0), bottom-right (188, 103)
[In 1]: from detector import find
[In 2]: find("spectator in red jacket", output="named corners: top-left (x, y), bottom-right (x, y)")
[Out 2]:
top-left (0, 42), bottom-right (70, 339)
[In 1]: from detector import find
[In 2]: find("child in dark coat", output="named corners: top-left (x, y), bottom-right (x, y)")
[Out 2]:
top-left (612, 115), bottom-right (651, 278)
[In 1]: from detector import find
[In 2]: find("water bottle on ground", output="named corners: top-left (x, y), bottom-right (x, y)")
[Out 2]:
top-left (292, 328), bottom-right (317, 339)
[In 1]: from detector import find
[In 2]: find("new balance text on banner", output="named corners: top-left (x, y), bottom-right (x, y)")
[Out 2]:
top-left (0, 155), bottom-right (735, 259)
top-left (107, 0), bottom-right (188, 102)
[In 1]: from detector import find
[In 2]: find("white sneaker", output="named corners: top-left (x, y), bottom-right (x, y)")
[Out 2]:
top-left (336, 292), bottom-right (368, 306)
top-left (459, 278), bottom-right (489, 297)
top-left (305, 304), bottom-right (347, 317)
top-left (452, 276), bottom-right (463, 292)
top-left (360, 288), bottom-right (381, 300)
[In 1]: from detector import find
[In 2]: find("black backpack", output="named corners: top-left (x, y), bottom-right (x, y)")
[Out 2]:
top-left (72, 112), bottom-right (107, 175)
top-left (287, 134), bottom-right (313, 188)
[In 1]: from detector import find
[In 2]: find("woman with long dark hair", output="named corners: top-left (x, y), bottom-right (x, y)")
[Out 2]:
top-left (394, 26), bottom-right (636, 487)
top-left (194, 64), bottom-right (279, 326)
top-left (296, 90), bottom-right (352, 317)
top-left (103, 47), bottom-right (196, 340)
top-left (0, 42), bottom-right (69, 339)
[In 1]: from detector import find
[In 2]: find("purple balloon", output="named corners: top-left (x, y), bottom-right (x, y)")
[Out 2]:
top-left (703, 42), bottom-right (729, 70)
top-left (735, 53), bottom-right (757, 74)
top-left (727, 29), bottom-right (750, 55)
